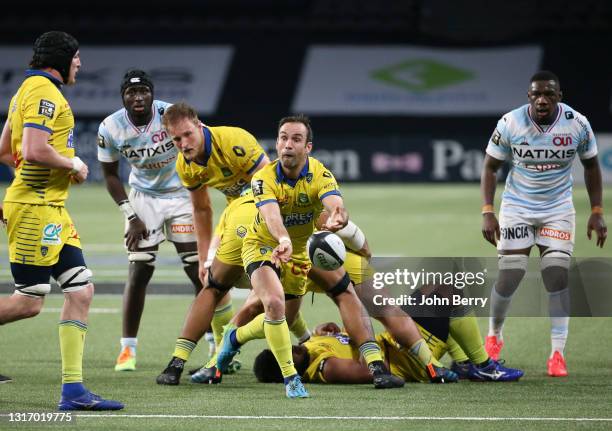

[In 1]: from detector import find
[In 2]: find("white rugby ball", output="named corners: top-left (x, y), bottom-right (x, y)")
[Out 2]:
top-left (307, 231), bottom-right (346, 271)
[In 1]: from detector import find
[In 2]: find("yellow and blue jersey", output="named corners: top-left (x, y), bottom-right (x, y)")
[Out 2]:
top-left (175, 125), bottom-right (265, 201)
top-left (303, 333), bottom-right (358, 383)
top-left (4, 70), bottom-right (75, 206)
top-left (249, 157), bottom-right (341, 255)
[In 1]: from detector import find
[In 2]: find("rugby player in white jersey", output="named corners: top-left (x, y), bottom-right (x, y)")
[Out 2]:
top-left (480, 71), bottom-right (607, 376)
top-left (98, 70), bottom-right (204, 371)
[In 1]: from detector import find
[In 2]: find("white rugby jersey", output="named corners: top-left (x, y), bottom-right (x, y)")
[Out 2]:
top-left (486, 103), bottom-right (597, 213)
top-left (97, 100), bottom-right (187, 198)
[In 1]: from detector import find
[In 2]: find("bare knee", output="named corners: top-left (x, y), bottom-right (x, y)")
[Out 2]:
top-left (263, 295), bottom-right (285, 319)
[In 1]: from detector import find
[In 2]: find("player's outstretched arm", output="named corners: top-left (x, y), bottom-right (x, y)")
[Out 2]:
top-left (582, 155), bottom-right (607, 248)
top-left (322, 357), bottom-right (373, 384)
top-left (321, 195), bottom-right (348, 232)
top-left (480, 154), bottom-right (503, 246)
top-left (190, 185), bottom-right (214, 284)
top-left (0, 121), bottom-right (15, 168)
top-left (258, 202), bottom-right (292, 266)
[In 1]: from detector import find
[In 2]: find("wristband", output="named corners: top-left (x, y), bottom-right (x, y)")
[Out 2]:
top-left (278, 236), bottom-right (291, 245)
top-left (70, 157), bottom-right (84, 175)
top-left (592, 206), bottom-right (604, 215)
top-left (335, 220), bottom-right (366, 251)
top-left (118, 200), bottom-right (137, 221)
top-left (481, 204), bottom-right (495, 215)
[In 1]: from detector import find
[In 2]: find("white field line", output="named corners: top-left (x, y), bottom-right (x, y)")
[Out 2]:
top-left (53, 414), bottom-right (612, 422)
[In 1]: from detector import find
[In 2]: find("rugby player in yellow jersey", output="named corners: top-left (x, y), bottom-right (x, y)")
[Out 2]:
top-left (253, 300), bottom-right (524, 385)
top-left (155, 102), bottom-right (270, 385)
top-left (214, 115), bottom-right (403, 398)
top-left (0, 31), bottom-right (123, 410)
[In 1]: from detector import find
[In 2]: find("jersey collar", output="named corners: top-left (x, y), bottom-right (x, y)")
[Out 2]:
top-left (25, 69), bottom-right (63, 89)
top-left (191, 126), bottom-right (213, 167)
top-left (276, 157), bottom-right (310, 187)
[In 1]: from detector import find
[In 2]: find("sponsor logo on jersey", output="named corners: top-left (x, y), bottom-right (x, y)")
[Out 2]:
top-left (524, 163), bottom-right (563, 172)
top-left (322, 171), bottom-right (332, 178)
top-left (121, 141), bottom-right (175, 159)
top-left (260, 246), bottom-right (273, 255)
top-left (41, 223), bottom-right (63, 245)
top-left (97, 134), bottom-right (106, 148)
top-left (40, 246), bottom-right (48, 256)
top-left (218, 179), bottom-right (249, 197)
top-left (539, 227), bottom-right (571, 241)
top-left (67, 129), bottom-right (74, 148)
top-left (501, 225), bottom-right (531, 240)
top-left (171, 224), bottom-right (195, 234)
top-left (283, 211), bottom-right (314, 227)
top-left (38, 99), bottom-right (55, 118)
top-left (512, 147), bottom-right (576, 159)
top-left (552, 135), bottom-right (572, 147)
top-left (565, 111), bottom-right (574, 119)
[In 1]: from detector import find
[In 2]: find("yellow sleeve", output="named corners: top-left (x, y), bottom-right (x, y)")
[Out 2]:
top-left (226, 128), bottom-right (266, 174)
top-left (251, 168), bottom-right (278, 208)
top-left (303, 351), bottom-right (335, 383)
top-left (22, 83), bottom-right (62, 134)
top-left (176, 154), bottom-right (203, 190)
top-left (315, 164), bottom-right (341, 201)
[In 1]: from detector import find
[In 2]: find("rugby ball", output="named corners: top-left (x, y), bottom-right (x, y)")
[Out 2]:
top-left (307, 231), bottom-right (346, 271)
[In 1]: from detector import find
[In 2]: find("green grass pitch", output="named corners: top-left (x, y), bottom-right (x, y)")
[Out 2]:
top-left (1, 184), bottom-right (611, 431)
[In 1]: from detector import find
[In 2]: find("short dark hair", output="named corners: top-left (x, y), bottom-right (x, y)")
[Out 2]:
top-left (530, 70), bottom-right (560, 86)
top-left (278, 114), bottom-right (313, 143)
top-left (162, 102), bottom-right (199, 130)
top-left (253, 349), bottom-right (283, 383)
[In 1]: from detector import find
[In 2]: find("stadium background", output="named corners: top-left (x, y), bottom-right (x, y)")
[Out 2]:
top-left (0, 2), bottom-right (611, 429)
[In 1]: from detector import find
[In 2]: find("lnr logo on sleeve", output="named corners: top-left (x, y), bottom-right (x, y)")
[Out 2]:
top-left (41, 223), bottom-right (63, 245)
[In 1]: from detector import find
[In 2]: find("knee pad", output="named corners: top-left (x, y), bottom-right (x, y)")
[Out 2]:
top-left (541, 250), bottom-right (571, 270)
top-left (206, 269), bottom-right (233, 292)
top-left (325, 272), bottom-right (351, 298)
top-left (15, 283), bottom-right (51, 298)
top-left (498, 254), bottom-right (528, 271)
top-left (178, 251), bottom-right (199, 266)
top-left (128, 251), bottom-right (157, 266)
top-left (56, 266), bottom-right (93, 293)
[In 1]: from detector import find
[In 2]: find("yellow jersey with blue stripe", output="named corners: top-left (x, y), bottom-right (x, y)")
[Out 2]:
top-left (175, 125), bottom-right (265, 201)
top-left (303, 333), bottom-right (358, 383)
top-left (303, 326), bottom-right (448, 383)
top-left (4, 70), bottom-right (75, 206)
top-left (249, 157), bottom-right (341, 254)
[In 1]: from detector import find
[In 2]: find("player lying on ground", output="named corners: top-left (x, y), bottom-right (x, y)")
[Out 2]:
top-left (253, 287), bottom-right (524, 384)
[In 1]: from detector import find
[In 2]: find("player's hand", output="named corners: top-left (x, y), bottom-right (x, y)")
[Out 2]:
top-left (482, 213), bottom-right (500, 246)
top-left (587, 214), bottom-right (607, 248)
top-left (272, 239), bottom-right (292, 267)
top-left (313, 322), bottom-right (341, 336)
top-left (70, 157), bottom-right (89, 184)
top-left (322, 206), bottom-right (347, 232)
top-left (125, 217), bottom-right (149, 251)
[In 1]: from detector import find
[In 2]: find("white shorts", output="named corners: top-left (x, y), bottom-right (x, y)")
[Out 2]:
top-left (497, 208), bottom-right (575, 254)
top-left (126, 189), bottom-right (195, 248)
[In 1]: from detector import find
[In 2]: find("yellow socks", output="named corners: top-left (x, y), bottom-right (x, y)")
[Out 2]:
top-left (59, 320), bottom-right (87, 384)
top-left (263, 317), bottom-right (297, 378)
top-left (172, 338), bottom-right (197, 361)
top-left (211, 303), bottom-right (234, 347)
top-left (236, 313), bottom-right (266, 345)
